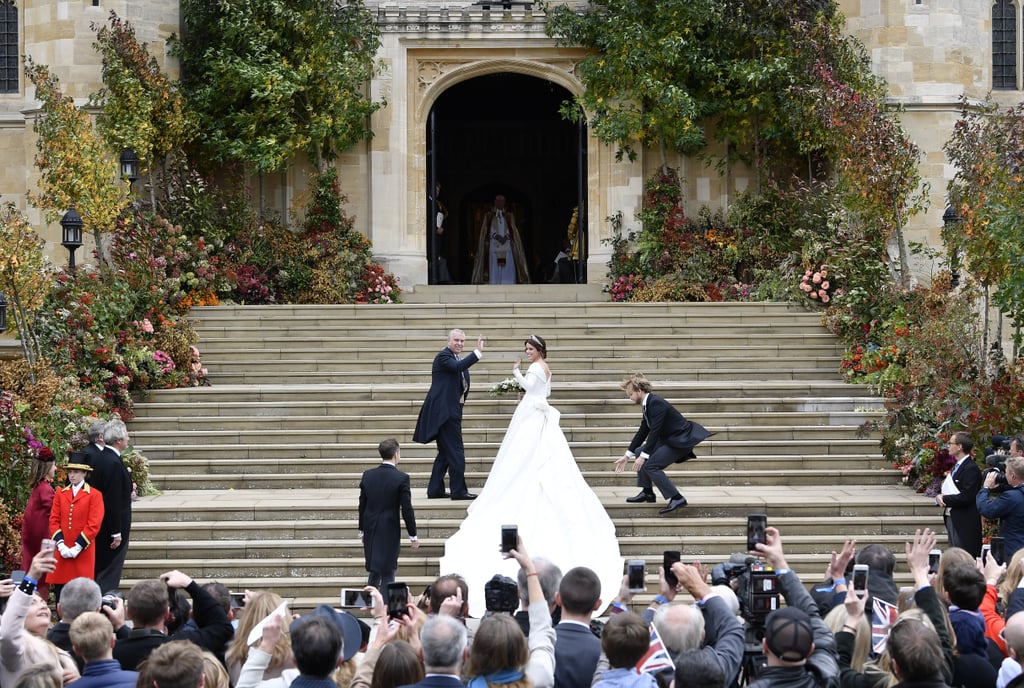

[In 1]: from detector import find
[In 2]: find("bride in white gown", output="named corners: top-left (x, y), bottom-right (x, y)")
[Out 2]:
top-left (438, 334), bottom-right (624, 615)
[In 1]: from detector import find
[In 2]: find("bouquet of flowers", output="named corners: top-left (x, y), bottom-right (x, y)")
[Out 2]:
top-left (799, 265), bottom-right (833, 303)
top-left (489, 377), bottom-right (524, 397)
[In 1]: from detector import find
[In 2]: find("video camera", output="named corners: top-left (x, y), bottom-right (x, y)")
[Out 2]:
top-left (711, 556), bottom-right (780, 630)
top-left (985, 435), bottom-right (1012, 493)
top-left (484, 574), bottom-right (519, 614)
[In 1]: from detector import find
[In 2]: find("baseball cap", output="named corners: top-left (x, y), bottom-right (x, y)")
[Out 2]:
top-left (764, 607), bottom-right (814, 662)
top-left (293, 605), bottom-right (364, 662)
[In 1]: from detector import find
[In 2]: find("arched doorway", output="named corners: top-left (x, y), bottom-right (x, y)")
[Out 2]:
top-left (426, 73), bottom-right (586, 285)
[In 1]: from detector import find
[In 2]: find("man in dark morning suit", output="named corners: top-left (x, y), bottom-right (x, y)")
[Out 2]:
top-left (88, 419), bottom-right (134, 593)
top-left (553, 567), bottom-right (604, 688)
top-left (413, 328), bottom-right (485, 500)
top-left (936, 431), bottom-right (983, 556)
top-left (401, 614), bottom-right (468, 688)
top-left (81, 420), bottom-right (107, 459)
top-left (358, 438), bottom-right (419, 590)
top-left (614, 372), bottom-right (713, 515)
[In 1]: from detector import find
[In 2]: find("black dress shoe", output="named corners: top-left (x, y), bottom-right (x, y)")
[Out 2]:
top-left (427, 492), bottom-right (450, 499)
top-left (659, 496), bottom-right (688, 515)
top-left (625, 491), bottom-right (656, 503)
top-left (451, 493), bottom-right (477, 501)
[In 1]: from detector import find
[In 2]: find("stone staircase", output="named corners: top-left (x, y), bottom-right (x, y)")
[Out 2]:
top-left (124, 288), bottom-right (943, 610)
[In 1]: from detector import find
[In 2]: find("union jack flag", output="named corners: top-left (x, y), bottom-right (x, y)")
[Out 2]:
top-left (637, 623), bottom-right (676, 674)
top-left (872, 597), bottom-right (899, 655)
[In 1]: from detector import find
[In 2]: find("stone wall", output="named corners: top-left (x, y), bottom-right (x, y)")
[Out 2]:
top-left (1, 0), bottom-right (1021, 289)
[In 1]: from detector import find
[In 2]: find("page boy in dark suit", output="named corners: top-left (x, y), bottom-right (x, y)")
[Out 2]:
top-left (413, 329), bottom-right (484, 500)
top-left (359, 438), bottom-right (419, 590)
top-left (614, 373), bottom-right (713, 515)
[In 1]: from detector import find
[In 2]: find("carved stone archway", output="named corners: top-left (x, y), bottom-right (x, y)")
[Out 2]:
top-left (405, 49), bottom-right (608, 283)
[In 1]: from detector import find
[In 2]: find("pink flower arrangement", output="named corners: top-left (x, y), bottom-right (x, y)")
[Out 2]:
top-left (610, 274), bottom-right (646, 302)
top-left (800, 265), bottom-right (833, 304)
top-left (152, 350), bottom-right (176, 374)
top-left (136, 318), bottom-right (155, 334)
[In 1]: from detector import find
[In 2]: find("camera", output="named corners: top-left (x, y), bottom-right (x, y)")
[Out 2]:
top-left (101, 593), bottom-right (122, 609)
top-left (484, 574), bottom-right (520, 614)
top-left (984, 462), bottom-right (1011, 493)
top-left (712, 555), bottom-right (779, 628)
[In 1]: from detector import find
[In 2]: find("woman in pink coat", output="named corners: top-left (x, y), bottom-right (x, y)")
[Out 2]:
top-left (20, 449), bottom-right (56, 600)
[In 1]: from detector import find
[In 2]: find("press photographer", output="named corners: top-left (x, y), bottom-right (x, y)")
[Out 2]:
top-left (984, 434), bottom-right (1012, 493)
top-left (977, 455), bottom-right (1024, 558)
top-left (608, 560), bottom-right (745, 687)
top-left (478, 534), bottom-right (555, 688)
top-left (745, 527), bottom-right (838, 688)
top-left (711, 556), bottom-right (780, 634)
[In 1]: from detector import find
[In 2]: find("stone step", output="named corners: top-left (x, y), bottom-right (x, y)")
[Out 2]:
top-left (120, 531), bottom-right (922, 561)
top-left (402, 283), bottom-right (610, 303)
top-left (129, 486), bottom-right (939, 522)
top-left (130, 410), bottom-right (882, 432)
top-left (133, 398), bottom-right (884, 418)
top-left (131, 424), bottom-right (873, 446)
top-left (197, 347), bottom-right (845, 364)
top-left (147, 454), bottom-right (888, 477)
top-left (192, 333), bottom-right (841, 352)
top-left (201, 367), bottom-right (841, 385)
top-left (137, 382), bottom-right (878, 404)
top-left (189, 300), bottom-right (820, 320)
top-left (152, 469), bottom-right (898, 490)
top-left (140, 439), bottom-right (882, 461)
top-left (200, 355), bottom-right (843, 372)
top-left (128, 514), bottom-right (939, 541)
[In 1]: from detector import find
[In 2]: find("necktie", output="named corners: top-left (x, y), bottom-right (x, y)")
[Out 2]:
top-left (459, 355), bottom-right (468, 396)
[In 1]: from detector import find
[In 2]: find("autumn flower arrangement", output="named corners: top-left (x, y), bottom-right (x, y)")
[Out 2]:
top-left (359, 264), bottom-right (401, 304)
top-left (610, 274), bottom-right (646, 302)
top-left (800, 265), bottom-right (833, 303)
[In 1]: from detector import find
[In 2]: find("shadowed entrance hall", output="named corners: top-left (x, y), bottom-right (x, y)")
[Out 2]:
top-left (427, 72), bottom-right (584, 285)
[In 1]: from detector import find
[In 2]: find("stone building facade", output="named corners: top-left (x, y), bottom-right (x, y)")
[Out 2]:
top-left (0, 0), bottom-right (1021, 288)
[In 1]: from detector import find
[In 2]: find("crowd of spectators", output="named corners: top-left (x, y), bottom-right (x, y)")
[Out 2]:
top-left (7, 524), bottom-right (1024, 688)
top-left (7, 433), bottom-right (1024, 688)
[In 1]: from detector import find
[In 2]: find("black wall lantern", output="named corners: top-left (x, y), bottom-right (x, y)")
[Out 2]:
top-left (60, 207), bottom-right (84, 271)
top-left (942, 205), bottom-right (963, 289)
top-left (120, 148), bottom-right (139, 187)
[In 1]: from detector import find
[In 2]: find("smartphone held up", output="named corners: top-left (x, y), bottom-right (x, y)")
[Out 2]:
top-left (852, 564), bottom-right (869, 598)
top-left (501, 525), bottom-right (518, 554)
top-left (627, 560), bottom-right (646, 592)
top-left (747, 514), bottom-right (767, 552)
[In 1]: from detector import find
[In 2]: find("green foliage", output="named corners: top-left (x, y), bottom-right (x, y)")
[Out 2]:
top-left (545, 0), bottom-right (888, 168)
top-left (25, 59), bottom-right (129, 256)
top-left (944, 98), bottom-right (1024, 345)
top-left (843, 278), bottom-right (1021, 493)
top-left (34, 269), bottom-right (196, 419)
top-left (91, 11), bottom-right (194, 170)
top-left (0, 498), bottom-right (20, 573)
top-left (546, 0), bottom-right (921, 270)
top-left (606, 169), bottom-right (825, 302)
top-left (214, 168), bottom-right (401, 304)
top-left (173, 0), bottom-right (382, 172)
top-left (0, 204), bottom-right (50, 371)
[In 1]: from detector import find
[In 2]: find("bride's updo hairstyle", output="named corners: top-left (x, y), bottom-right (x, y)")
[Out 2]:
top-left (524, 334), bottom-right (547, 359)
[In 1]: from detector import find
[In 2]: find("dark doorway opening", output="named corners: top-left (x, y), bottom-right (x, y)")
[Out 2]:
top-left (427, 72), bottom-right (586, 285)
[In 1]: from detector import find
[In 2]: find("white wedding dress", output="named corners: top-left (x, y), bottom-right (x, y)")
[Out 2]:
top-left (438, 361), bottom-right (624, 616)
